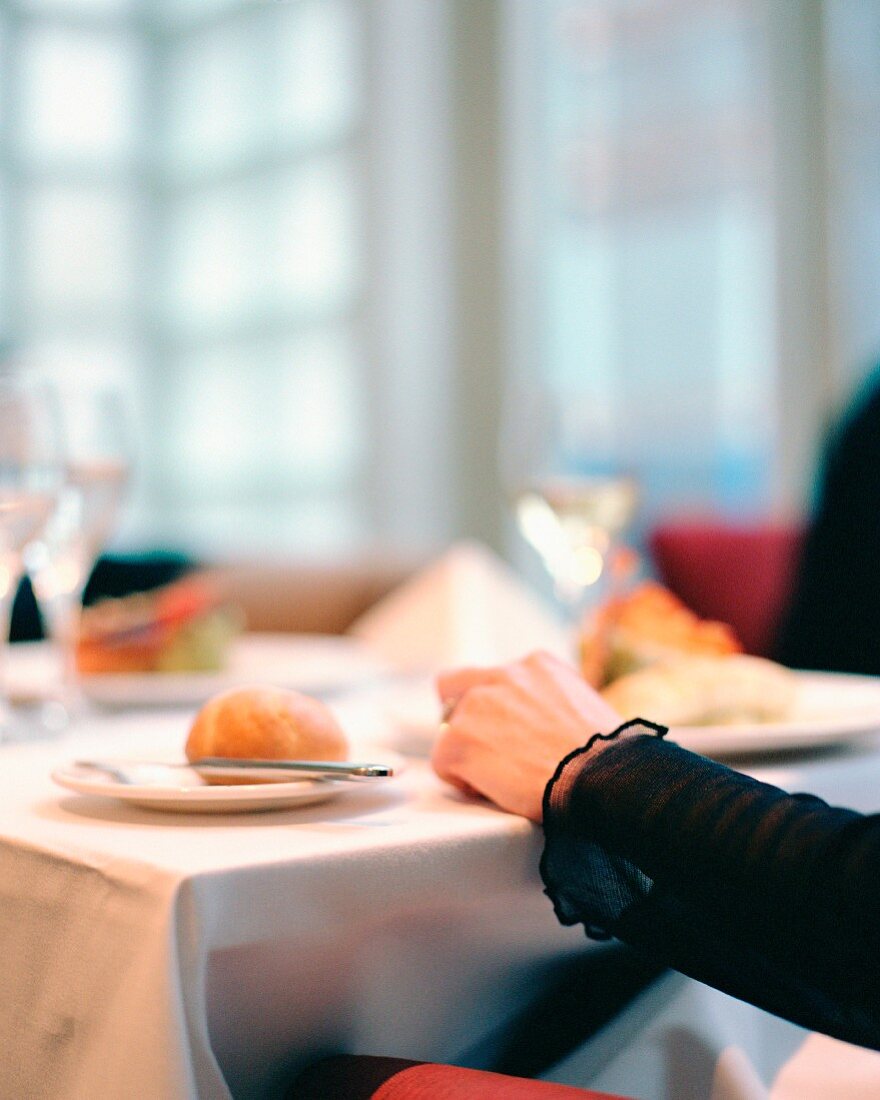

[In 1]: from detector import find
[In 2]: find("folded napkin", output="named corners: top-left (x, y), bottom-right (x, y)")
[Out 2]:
top-left (349, 541), bottom-right (570, 671)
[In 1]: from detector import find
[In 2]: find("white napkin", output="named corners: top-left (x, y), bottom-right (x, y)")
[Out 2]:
top-left (349, 541), bottom-right (570, 671)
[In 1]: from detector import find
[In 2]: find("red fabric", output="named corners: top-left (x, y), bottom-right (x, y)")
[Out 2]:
top-left (375, 1063), bottom-right (629, 1100)
top-left (649, 521), bottom-right (803, 657)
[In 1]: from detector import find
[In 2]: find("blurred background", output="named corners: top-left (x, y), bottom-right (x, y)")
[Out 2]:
top-left (0, 0), bottom-right (877, 567)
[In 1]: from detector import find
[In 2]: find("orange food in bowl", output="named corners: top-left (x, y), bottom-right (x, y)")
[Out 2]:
top-left (186, 686), bottom-right (349, 784)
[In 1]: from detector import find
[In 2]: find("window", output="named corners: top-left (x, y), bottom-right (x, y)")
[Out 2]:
top-left (8, 0), bottom-right (867, 566)
top-left (514, 0), bottom-right (778, 524)
top-left (0, 0), bottom-right (147, 526)
top-left (0, 0), bottom-right (370, 556)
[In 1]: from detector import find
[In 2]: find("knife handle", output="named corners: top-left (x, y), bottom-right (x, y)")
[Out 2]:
top-left (193, 757), bottom-right (393, 779)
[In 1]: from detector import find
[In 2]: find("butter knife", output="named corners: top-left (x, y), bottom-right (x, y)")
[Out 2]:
top-left (74, 757), bottom-right (394, 784)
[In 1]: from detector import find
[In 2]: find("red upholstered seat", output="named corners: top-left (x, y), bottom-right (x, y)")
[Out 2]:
top-left (289, 1056), bottom-right (630, 1099)
top-left (649, 521), bottom-right (803, 657)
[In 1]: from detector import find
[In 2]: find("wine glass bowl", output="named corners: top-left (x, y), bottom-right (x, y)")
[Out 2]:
top-left (0, 374), bottom-right (65, 735)
top-left (514, 473), bottom-right (639, 610)
top-left (501, 379), bottom-right (640, 620)
top-left (25, 383), bottom-right (132, 717)
top-left (0, 376), bottom-right (64, 577)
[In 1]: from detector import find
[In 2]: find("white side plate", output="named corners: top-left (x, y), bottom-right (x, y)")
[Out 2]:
top-left (51, 749), bottom-right (401, 814)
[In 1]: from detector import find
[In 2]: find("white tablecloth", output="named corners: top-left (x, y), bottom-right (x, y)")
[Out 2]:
top-left (3, 698), bottom-right (880, 1099)
top-left (0, 706), bottom-right (587, 1100)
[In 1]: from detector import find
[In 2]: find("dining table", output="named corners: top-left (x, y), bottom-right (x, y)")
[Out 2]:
top-left (0, 647), bottom-right (589, 1100)
top-left (3, 635), bottom-right (880, 1100)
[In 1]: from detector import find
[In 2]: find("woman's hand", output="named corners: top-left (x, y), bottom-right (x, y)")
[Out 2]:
top-left (431, 650), bottom-right (621, 822)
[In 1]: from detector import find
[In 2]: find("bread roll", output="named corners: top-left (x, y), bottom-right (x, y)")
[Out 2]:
top-left (601, 654), bottom-right (796, 727)
top-left (186, 686), bottom-right (349, 783)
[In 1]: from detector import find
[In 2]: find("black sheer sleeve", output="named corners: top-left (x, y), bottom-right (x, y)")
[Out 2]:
top-left (540, 725), bottom-right (880, 1050)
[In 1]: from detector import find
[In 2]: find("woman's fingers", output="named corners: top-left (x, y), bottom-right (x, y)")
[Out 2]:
top-left (436, 665), bottom-right (510, 709)
top-left (436, 652), bottom-right (567, 705)
top-left (431, 651), bottom-right (623, 823)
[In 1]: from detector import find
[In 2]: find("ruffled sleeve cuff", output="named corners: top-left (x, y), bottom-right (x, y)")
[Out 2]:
top-left (540, 720), bottom-right (667, 939)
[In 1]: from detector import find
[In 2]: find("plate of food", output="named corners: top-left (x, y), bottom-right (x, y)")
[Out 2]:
top-left (383, 666), bottom-right (880, 760)
top-left (580, 582), bottom-right (880, 758)
top-left (666, 671), bottom-right (880, 756)
top-left (52, 685), bottom-right (401, 813)
top-left (385, 582), bottom-right (880, 760)
top-left (74, 577), bottom-right (389, 707)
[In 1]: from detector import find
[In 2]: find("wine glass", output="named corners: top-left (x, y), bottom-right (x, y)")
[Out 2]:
top-left (25, 384), bottom-right (131, 717)
top-left (0, 373), bottom-right (65, 735)
top-left (500, 378), bottom-right (639, 621)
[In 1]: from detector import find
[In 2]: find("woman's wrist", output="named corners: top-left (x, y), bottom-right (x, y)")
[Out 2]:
top-left (543, 719), bottom-right (669, 826)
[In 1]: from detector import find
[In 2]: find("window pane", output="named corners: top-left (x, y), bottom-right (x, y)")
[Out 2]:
top-left (165, 333), bottom-right (359, 494)
top-left (276, 330), bottom-right (361, 483)
top-left (534, 0), bottom-right (775, 518)
top-left (155, 0), bottom-right (242, 26)
top-left (167, 346), bottom-right (266, 492)
top-left (165, 180), bottom-right (265, 329)
top-left (17, 27), bottom-right (140, 163)
top-left (164, 1), bottom-right (358, 178)
top-left (17, 0), bottom-right (136, 11)
top-left (156, 495), bottom-right (360, 556)
top-left (0, 181), bottom-right (8, 337)
top-left (0, 17), bottom-right (7, 134)
top-left (21, 338), bottom-right (137, 387)
top-left (277, 0), bottom-right (359, 141)
top-left (157, 334), bottom-right (363, 551)
top-left (164, 12), bottom-right (270, 176)
top-left (21, 186), bottom-right (137, 317)
top-left (166, 157), bottom-right (358, 329)
top-left (274, 158), bottom-right (358, 312)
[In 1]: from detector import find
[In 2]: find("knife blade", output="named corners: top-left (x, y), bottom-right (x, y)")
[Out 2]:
top-left (74, 757), bottom-right (394, 784)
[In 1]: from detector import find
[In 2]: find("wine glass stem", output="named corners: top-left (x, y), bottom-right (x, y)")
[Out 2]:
top-left (44, 588), bottom-right (85, 719)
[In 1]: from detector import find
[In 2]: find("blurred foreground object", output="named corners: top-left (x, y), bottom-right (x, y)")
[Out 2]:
top-left (76, 574), bottom-right (240, 675)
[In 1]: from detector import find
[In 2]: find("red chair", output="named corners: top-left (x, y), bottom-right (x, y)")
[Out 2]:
top-left (289, 1055), bottom-right (631, 1099)
top-left (649, 520), bottom-right (803, 657)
